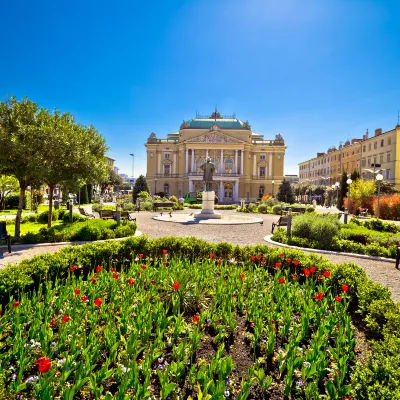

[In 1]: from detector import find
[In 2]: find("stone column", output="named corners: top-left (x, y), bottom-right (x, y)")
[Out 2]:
top-left (219, 181), bottom-right (224, 200)
top-left (241, 150), bottom-right (244, 175)
top-left (206, 149), bottom-right (209, 159)
top-left (189, 180), bottom-right (193, 191)
top-left (220, 149), bottom-right (224, 173)
top-left (185, 149), bottom-right (189, 174)
top-left (253, 154), bottom-right (257, 176)
top-left (157, 153), bottom-right (161, 174)
top-left (234, 181), bottom-right (239, 201)
top-left (191, 149), bottom-right (195, 172)
top-left (234, 150), bottom-right (238, 173)
top-left (173, 153), bottom-right (177, 174)
top-left (269, 153), bottom-right (273, 177)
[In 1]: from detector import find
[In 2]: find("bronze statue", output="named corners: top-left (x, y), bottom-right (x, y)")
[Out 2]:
top-left (200, 157), bottom-right (216, 191)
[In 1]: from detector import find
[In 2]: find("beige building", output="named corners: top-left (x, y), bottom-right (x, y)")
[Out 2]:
top-left (145, 111), bottom-right (287, 202)
top-left (299, 124), bottom-right (400, 189)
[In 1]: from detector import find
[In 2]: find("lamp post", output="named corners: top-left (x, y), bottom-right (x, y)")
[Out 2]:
top-left (335, 181), bottom-right (340, 208)
top-left (346, 178), bottom-right (353, 214)
top-left (376, 173), bottom-right (383, 218)
top-left (272, 180), bottom-right (275, 198)
top-left (154, 178), bottom-right (158, 196)
top-left (129, 153), bottom-right (134, 179)
top-left (331, 184), bottom-right (335, 207)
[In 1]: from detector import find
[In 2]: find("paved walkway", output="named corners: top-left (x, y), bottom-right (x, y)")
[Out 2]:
top-left (1, 210), bottom-right (399, 301)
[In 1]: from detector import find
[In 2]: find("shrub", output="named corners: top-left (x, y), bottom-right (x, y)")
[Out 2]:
top-left (62, 212), bottom-right (87, 224)
top-left (248, 203), bottom-right (257, 212)
top-left (372, 194), bottom-right (400, 220)
top-left (21, 214), bottom-right (39, 223)
top-left (37, 209), bottom-right (59, 224)
top-left (169, 195), bottom-right (178, 203)
top-left (272, 204), bottom-right (282, 215)
top-left (257, 204), bottom-right (268, 213)
top-left (363, 218), bottom-right (398, 233)
top-left (143, 201), bottom-right (153, 211)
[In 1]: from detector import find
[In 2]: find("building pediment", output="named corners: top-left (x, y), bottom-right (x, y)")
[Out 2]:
top-left (184, 131), bottom-right (245, 145)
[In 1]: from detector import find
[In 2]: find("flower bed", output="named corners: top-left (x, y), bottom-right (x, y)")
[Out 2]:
top-left (0, 237), bottom-right (399, 398)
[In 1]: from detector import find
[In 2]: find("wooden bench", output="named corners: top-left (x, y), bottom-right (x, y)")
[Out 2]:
top-left (100, 210), bottom-right (115, 220)
top-left (282, 207), bottom-right (306, 215)
top-left (78, 207), bottom-right (96, 219)
top-left (0, 221), bottom-right (11, 253)
top-left (271, 216), bottom-right (289, 233)
top-left (115, 211), bottom-right (136, 222)
top-left (153, 202), bottom-right (175, 212)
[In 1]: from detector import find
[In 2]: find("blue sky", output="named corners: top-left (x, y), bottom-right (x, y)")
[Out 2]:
top-left (1, 0), bottom-right (399, 177)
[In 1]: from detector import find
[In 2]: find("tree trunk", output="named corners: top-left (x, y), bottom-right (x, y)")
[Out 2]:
top-left (48, 184), bottom-right (55, 228)
top-left (14, 183), bottom-right (26, 241)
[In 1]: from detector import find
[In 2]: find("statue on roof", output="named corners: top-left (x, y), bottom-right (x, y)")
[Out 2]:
top-left (243, 120), bottom-right (251, 130)
top-left (209, 111), bottom-right (222, 119)
top-left (180, 120), bottom-right (189, 130)
top-left (275, 133), bottom-right (283, 141)
top-left (149, 132), bottom-right (157, 139)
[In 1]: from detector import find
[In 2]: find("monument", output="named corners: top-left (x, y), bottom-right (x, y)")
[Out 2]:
top-left (195, 158), bottom-right (221, 219)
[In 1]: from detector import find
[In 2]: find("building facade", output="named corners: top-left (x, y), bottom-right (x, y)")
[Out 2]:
top-left (298, 124), bottom-right (400, 189)
top-left (145, 112), bottom-right (287, 202)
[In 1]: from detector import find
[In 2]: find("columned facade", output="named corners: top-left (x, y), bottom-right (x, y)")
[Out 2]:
top-left (145, 112), bottom-right (287, 202)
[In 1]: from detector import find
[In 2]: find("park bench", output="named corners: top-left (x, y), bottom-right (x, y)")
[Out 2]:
top-left (112, 211), bottom-right (136, 222)
top-left (100, 210), bottom-right (114, 220)
top-left (78, 207), bottom-right (97, 219)
top-left (153, 202), bottom-right (175, 212)
top-left (282, 207), bottom-right (306, 215)
top-left (271, 216), bottom-right (289, 233)
top-left (0, 221), bottom-right (12, 253)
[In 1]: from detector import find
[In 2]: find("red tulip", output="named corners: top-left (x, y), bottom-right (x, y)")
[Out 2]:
top-left (163, 249), bottom-right (168, 255)
top-left (73, 288), bottom-right (81, 295)
top-left (310, 266), bottom-right (316, 273)
top-left (275, 262), bottom-right (281, 269)
top-left (151, 279), bottom-right (156, 285)
top-left (279, 277), bottom-right (285, 284)
top-left (250, 255), bottom-right (255, 261)
top-left (323, 270), bottom-right (331, 278)
top-left (286, 258), bottom-right (291, 263)
top-left (279, 253), bottom-right (284, 258)
top-left (239, 273), bottom-right (245, 279)
top-left (210, 253), bottom-right (215, 259)
top-left (216, 259), bottom-right (221, 265)
top-left (96, 265), bottom-right (103, 273)
top-left (293, 260), bottom-right (299, 266)
top-left (335, 296), bottom-right (342, 302)
top-left (81, 295), bottom-right (88, 302)
top-left (35, 357), bottom-right (52, 373)
top-left (172, 282), bottom-right (180, 290)
top-left (113, 273), bottom-right (119, 279)
top-left (127, 278), bottom-right (135, 286)
top-left (94, 298), bottom-right (102, 307)
top-left (69, 265), bottom-right (77, 272)
top-left (192, 315), bottom-right (200, 326)
top-left (163, 260), bottom-right (169, 266)
top-left (49, 319), bottom-right (56, 328)
top-left (341, 284), bottom-right (349, 292)
top-left (257, 254), bottom-right (262, 260)
top-left (304, 268), bottom-right (310, 277)
top-left (292, 274), bottom-right (297, 280)
top-left (12, 301), bottom-right (21, 308)
top-left (90, 277), bottom-right (97, 284)
top-left (138, 253), bottom-right (144, 259)
top-left (110, 268), bottom-right (116, 273)
top-left (314, 292), bottom-right (324, 300)
top-left (63, 315), bottom-right (71, 323)
top-left (141, 265), bottom-right (147, 270)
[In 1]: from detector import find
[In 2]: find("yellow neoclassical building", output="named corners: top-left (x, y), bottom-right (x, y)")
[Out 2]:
top-left (145, 111), bottom-right (287, 202)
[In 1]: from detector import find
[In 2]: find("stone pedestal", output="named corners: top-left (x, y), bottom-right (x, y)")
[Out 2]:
top-left (195, 191), bottom-right (221, 219)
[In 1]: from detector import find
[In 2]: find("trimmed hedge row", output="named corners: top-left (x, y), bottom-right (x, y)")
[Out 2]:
top-left (1, 236), bottom-right (399, 397)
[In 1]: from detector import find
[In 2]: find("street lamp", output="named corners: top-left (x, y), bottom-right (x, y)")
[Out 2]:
top-left (129, 153), bottom-right (135, 204)
top-left (331, 184), bottom-right (335, 207)
top-left (335, 181), bottom-right (340, 208)
top-left (272, 180), bottom-right (275, 198)
top-left (376, 173), bottom-right (384, 218)
top-left (346, 178), bottom-right (352, 213)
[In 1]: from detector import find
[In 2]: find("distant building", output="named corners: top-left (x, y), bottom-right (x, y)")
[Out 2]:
top-left (119, 173), bottom-right (129, 181)
top-left (285, 175), bottom-right (299, 184)
top-left (145, 110), bottom-right (287, 201)
top-left (106, 156), bottom-right (115, 169)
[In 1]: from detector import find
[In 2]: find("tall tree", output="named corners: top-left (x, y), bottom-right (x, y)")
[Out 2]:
top-left (350, 170), bottom-right (361, 181)
top-left (132, 175), bottom-right (150, 200)
top-left (337, 171), bottom-right (349, 211)
top-left (276, 179), bottom-right (295, 204)
top-left (0, 96), bottom-right (44, 239)
top-left (101, 169), bottom-right (123, 194)
top-left (0, 175), bottom-right (19, 210)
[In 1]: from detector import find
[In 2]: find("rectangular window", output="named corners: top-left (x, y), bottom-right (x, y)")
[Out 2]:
top-left (164, 153), bottom-right (170, 159)
top-left (368, 143), bottom-right (371, 151)
top-left (260, 154), bottom-right (266, 161)
top-left (259, 167), bottom-right (266, 176)
top-left (367, 157), bottom-right (371, 166)
top-left (164, 164), bottom-right (170, 176)
top-left (381, 140), bottom-right (384, 147)
top-left (363, 145), bottom-right (366, 152)
top-left (388, 137), bottom-right (392, 145)
top-left (387, 153), bottom-right (391, 162)
top-left (386, 170), bottom-right (390, 180)
top-left (380, 154), bottom-right (384, 164)
top-left (374, 142), bottom-right (377, 149)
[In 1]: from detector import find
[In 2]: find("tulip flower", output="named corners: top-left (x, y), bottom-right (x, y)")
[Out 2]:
top-left (210, 253), bottom-right (215, 259)
top-left (96, 266), bottom-right (103, 273)
top-left (250, 255), bottom-right (255, 261)
top-left (81, 295), bottom-right (89, 302)
top-left (313, 292), bottom-right (324, 300)
top-left (113, 273), bottom-right (119, 279)
top-left (69, 265), bottom-right (77, 272)
top-left (335, 296), bottom-right (342, 302)
top-left (293, 260), bottom-right (299, 266)
top-left (12, 301), bottom-right (21, 308)
top-left (310, 266), bottom-right (316, 273)
top-left (63, 315), bottom-right (71, 323)
top-left (172, 282), bottom-right (180, 290)
top-left (257, 254), bottom-right (262, 260)
top-left (141, 265), bottom-right (147, 270)
top-left (138, 253), bottom-right (144, 259)
top-left (275, 262), bottom-right (281, 269)
top-left (279, 277), bottom-right (285, 284)
top-left (239, 273), bottom-right (245, 279)
top-left (127, 278), bottom-right (135, 286)
top-left (94, 298), bottom-right (102, 307)
top-left (163, 249), bottom-right (168, 255)
top-left (192, 315), bottom-right (200, 326)
top-left (341, 284), bottom-right (349, 292)
top-left (35, 357), bottom-right (52, 373)
top-left (304, 268), bottom-right (310, 277)
top-left (73, 288), bottom-right (81, 295)
top-left (323, 271), bottom-right (331, 278)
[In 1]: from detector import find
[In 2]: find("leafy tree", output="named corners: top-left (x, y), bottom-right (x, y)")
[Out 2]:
top-left (276, 179), bottom-right (295, 204)
top-left (0, 175), bottom-right (19, 210)
top-left (87, 184), bottom-right (93, 203)
top-left (379, 180), bottom-right (398, 194)
top-left (101, 169), bottom-right (123, 193)
top-left (79, 185), bottom-right (89, 204)
top-left (0, 96), bottom-right (45, 239)
top-left (349, 179), bottom-right (376, 211)
top-left (350, 170), bottom-right (361, 181)
top-left (337, 171), bottom-right (349, 210)
top-left (132, 175), bottom-right (150, 201)
top-left (119, 182), bottom-right (132, 191)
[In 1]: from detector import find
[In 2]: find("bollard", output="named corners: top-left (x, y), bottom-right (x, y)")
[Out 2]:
top-left (344, 208), bottom-right (348, 224)
top-left (287, 208), bottom-right (292, 238)
top-left (396, 247), bottom-right (400, 269)
top-left (69, 200), bottom-right (73, 223)
top-left (116, 204), bottom-right (121, 226)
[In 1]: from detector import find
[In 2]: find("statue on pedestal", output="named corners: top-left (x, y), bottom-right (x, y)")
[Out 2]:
top-left (200, 157), bottom-right (216, 191)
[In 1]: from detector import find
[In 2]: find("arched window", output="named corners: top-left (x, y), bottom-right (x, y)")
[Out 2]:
top-left (163, 184), bottom-right (170, 195)
top-left (225, 159), bottom-right (233, 173)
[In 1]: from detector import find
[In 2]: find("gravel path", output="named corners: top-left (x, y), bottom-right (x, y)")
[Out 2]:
top-left (1, 210), bottom-right (399, 301)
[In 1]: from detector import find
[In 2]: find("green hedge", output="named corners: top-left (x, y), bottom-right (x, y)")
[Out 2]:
top-left (187, 204), bottom-right (237, 210)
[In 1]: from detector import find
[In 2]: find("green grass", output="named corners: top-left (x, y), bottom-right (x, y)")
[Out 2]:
top-left (7, 221), bottom-right (64, 236)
